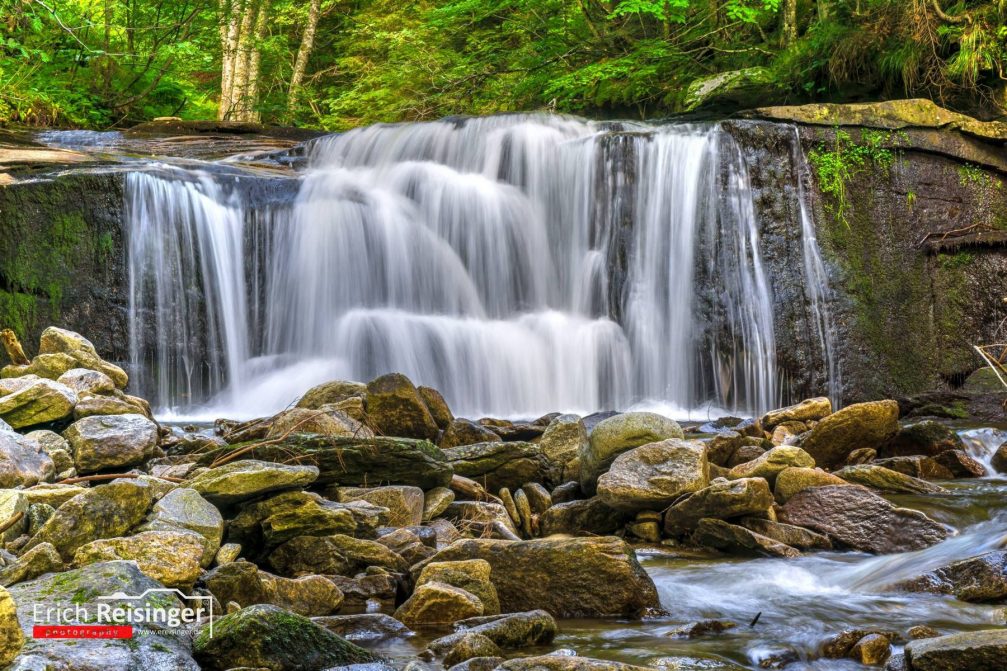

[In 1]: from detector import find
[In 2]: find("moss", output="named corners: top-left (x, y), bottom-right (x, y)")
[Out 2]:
top-left (0, 290), bottom-right (36, 339)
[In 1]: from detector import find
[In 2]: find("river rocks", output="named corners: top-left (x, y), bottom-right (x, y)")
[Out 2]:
top-left (416, 559), bottom-right (500, 616)
top-left (442, 501), bottom-right (521, 539)
top-left (538, 496), bottom-right (628, 536)
top-left (538, 414), bottom-right (588, 484)
top-left (265, 406), bottom-right (374, 439)
top-left (773, 467), bottom-right (850, 503)
top-left (185, 459), bottom-right (319, 506)
top-left (366, 372), bottom-right (440, 440)
top-left (428, 611), bottom-right (556, 660)
top-left (495, 656), bottom-right (655, 671)
top-left (579, 412), bottom-right (684, 494)
top-left (193, 604), bottom-right (375, 671)
top-left (139, 487), bottom-right (223, 566)
top-left (443, 632), bottom-right (501, 666)
top-left (0, 430), bottom-right (54, 487)
top-left (8, 560), bottom-right (199, 669)
top-left (72, 394), bottom-right (143, 419)
top-left (444, 441), bottom-right (546, 492)
top-left (727, 445), bottom-right (815, 484)
top-left (424, 486), bottom-right (455, 520)
top-left (268, 533), bottom-right (408, 577)
top-left (441, 419), bottom-right (502, 449)
top-left (706, 431), bottom-right (745, 467)
top-left (334, 485), bottom-right (424, 527)
top-left (419, 385), bottom-right (453, 428)
top-left (932, 449), bottom-right (987, 478)
top-left (762, 397), bottom-right (832, 429)
top-left (664, 477), bottom-right (774, 534)
top-left (212, 435), bottom-right (453, 489)
top-left (778, 485), bottom-right (949, 554)
top-left (202, 560), bottom-right (344, 616)
top-left (24, 479), bottom-right (154, 560)
top-left (833, 464), bottom-right (947, 495)
top-left (738, 517), bottom-right (832, 550)
top-left (892, 551), bottom-right (1007, 601)
top-left (312, 613), bottom-right (413, 642)
top-left (692, 518), bottom-right (799, 558)
top-left (596, 439), bottom-right (709, 513)
top-left (62, 413), bottom-right (159, 473)
top-left (992, 442), bottom-right (1007, 473)
top-left (72, 529), bottom-right (204, 589)
top-left (904, 629), bottom-right (1007, 671)
top-left (56, 367), bottom-right (115, 395)
top-left (36, 327), bottom-right (128, 388)
top-left (880, 420), bottom-right (966, 458)
top-left (799, 400), bottom-right (900, 470)
top-left (422, 536), bottom-right (659, 617)
top-left (0, 588), bottom-right (21, 666)
top-left (873, 456), bottom-right (956, 481)
top-left (0, 542), bottom-right (64, 586)
top-left (296, 379), bottom-right (367, 409)
top-left (395, 581), bottom-right (485, 626)
top-left (0, 377), bottom-right (76, 428)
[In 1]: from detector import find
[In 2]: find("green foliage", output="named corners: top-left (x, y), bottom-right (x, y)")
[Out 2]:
top-left (809, 128), bottom-right (902, 225)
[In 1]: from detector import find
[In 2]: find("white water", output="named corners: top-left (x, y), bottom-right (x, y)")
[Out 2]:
top-left (126, 115), bottom-right (838, 420)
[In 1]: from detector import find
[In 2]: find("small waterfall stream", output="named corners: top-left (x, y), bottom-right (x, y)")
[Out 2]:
top-left (125, 115), bottom-right (839, 419)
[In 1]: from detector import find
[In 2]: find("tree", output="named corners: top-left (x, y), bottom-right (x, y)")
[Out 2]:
top-left (286, 0), bottom-right (322, 117)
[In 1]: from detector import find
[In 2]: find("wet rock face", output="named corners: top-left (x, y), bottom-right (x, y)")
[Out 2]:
top-left (904, 628), bottom-right (1007, 671)
top-left (893, 551), bottom-right (1007, 602)
top-left (798, 400), bottom-right (900, 470)
top-left (778, 485), bottom-right (949, 554)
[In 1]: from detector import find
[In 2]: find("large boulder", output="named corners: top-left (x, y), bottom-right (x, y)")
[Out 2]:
top-left (7, 561), bottom-right (199, 670)
top-left (421, 536), bottom-right (659, 617)
top-left (691, 518), bottom-right (799, 558)
top-left (778, 485), bottom-right (949, 554)
top-left (365, 372), bottom-right (439, 440)
top-left (416, 559), bottom-right (500, 616)
top-left (0, 378), bottom-right (76, 428)
top-left (295, 379), bottom-right (367, 410)
top-left (832, 464), bottom-right (947, 495)
top-left (879, 420), bottom-right (966, 458)
top-left (193, 604), bottom-right (375, 671)
top-left (579, 412), bottom-right (684, 494)
top-left (774, 467), bottom-right (850, 503)
top-left (892, 551), bottom-right (1007, 602)
top-left (201, 435), bottom-right (453, 489)
top-left (727, 445), bottom-right (815, 484)
top-left (73, 530), bottom-right (205, 589)
top-left (904, 629), bottom-right (1007, 671)
top-left (202, 560), bottom-right (344, 616)
top-left (761, 397), bottom-right (832, 429)
top-left (444, 441), bottom-right (546, 492)
top-left (538, 414), bottom-right (588, 485)
top-left (139, 487), bottom-right (224, 566)
top-left (267, 534), bottom-right (408, 577)
top-left (394, 581), bottom-right (484, 626)
top-left (23, 479), bottom-right (154, 560)
top-left (264, 407), bottom-right (373, 440)
top-left (36, 327), bottom-right (128, 387)
top-left (440, 419), bottom-right (502, 449)
top-left (56, 368), bottom-right (116, 395)
top-left (596, 439), bottom-right (708, 512)
top-left (63, 413), bottom-right (159, 473)
top-left (538, 496), bottom-right (628, 536)
top-left (0, 430), bottom-right (55, 487)
top-left (664, 478), bottom-right (774, 535)
top-left (683, 66), bottom-right (780, 112)
top-left (0, 586), bottom-right (23, 666)
top-left (427, 610), bottom-right (557, 654)
top-left (185, 460), bottom-right (319, 506)
top-left (799, 400), bottom-right (900, 470)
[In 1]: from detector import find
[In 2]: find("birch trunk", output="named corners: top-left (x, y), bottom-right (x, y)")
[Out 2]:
top-left (242, 0), bottom-right (269, 122)
top-left (286, 0), bottom-right (321, 116)
top-left (219, 0), bottom-right (243, 120)
top-left (780, 0), bottom-right (798, 47)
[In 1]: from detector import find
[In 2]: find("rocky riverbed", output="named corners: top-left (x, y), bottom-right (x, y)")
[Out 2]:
top-left (0, 326), bottom-right (1005, 670)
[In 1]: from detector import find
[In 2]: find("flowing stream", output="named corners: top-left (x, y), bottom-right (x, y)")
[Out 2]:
top-left (119, 114), bottom-right (840, 421)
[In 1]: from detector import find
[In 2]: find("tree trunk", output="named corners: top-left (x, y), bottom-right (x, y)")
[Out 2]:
top-left (242, 0), bottom-right (269, 122)
top-left (818, 0), bottom-right (829, 20)
top-left (227, 0), bottom-right (258, 120)
top-left (219, 0), bottom-right (243, 120)
top-left (780, 0), bottom-right (798, 47)
top-left (286, 0), bottom-right (321, 117)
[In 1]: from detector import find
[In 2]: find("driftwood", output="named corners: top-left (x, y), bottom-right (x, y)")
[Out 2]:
top-left (450, 474), bottom-right (503, 505)
top-left (919, 225), bottom-right (1007, 253)
top-left (0, 329), bottom-right (29, 366)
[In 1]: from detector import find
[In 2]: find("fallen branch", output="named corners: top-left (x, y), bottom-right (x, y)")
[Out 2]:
top-left (0, 511), bottom-right (24, 535)
top-left (58, 473), bottom-right (183, 485)
top-left (0, 329), bottom-right (29, 366)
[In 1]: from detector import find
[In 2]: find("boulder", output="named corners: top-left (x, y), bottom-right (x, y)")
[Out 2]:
top-left (0, 586), bottom-right (23, 666)
top-left (691, 518), bottom-right (800, 558)
top-left (56, 368), bottom-right (116, 395)
top-left (311, 613), bottom-right (413, 642)
top-left (873, 456), bottom-right (956, 480)
top-left (580, 412), bottom-right (684, 494)
top-left (296, 379), bottom-right (367, 410)
top-left (773, 467), bottom-right (850, 503)
top-left (185, 459), bottom-right (319, 506)
top-left (442, 501), bottom-right (521, 539)
top-left (738, 517), bottom-right (832, 550)
top-left (0, 378), bottom-right (76, 428)
top-left (443, 632), bottom-right (501, 666)
top-left (727, 446), bottom-right (815, 484)
top-left (193, 604), bottom-right (375, 671)
top-left (418, 385), bottom-right (453, 428)
top-left (424, 486), bottom-right (456, 521)
top-left (761, 397), bottom-right (832, 429)
top-left (904, 629), bottom-right (1007, 671)
top-left (892, 551), bottom-right (1007, 601)
top-left (0, 430), bottom-right (56, 488)
top-left (416, 559), bottom-right (500, 616)
top-left (63, 413), bottom-right (159, 473)
top-left (880, 421), bottom-right (966, 458)
top-left (683, 66), bottom-right (779, 112)
top-left (705, 431), bottom-right (745, 467)
top-left (799, 400), bottom-right (900, 470)
top-left (538, 497), bottom-right (628, 536)
top-left (428, 610), bottom-right (557, 653)
top-left (833, 464), bottom-right (947, 495)
top-left (366, 372), bottom-right (439, 440)
top-left (394, 581), bottom-right (484, 626)
top-left (0, 542), bottom-right (64, 587)
top-left (19, 482), bottom-right (85, 507)
top-left (139, 487), bottom-right (223, 566)
top-left (992, 442), bottom-right (1007, 473)
top-left (421, 536), bottom-right (659, 617)
top-left (778, 485), bottom-right (949, 554)
top-left (73, 530), bottom-right (205, 589)
top-left (265, 407), bottom-right (374, 439)
top-left (202, 435), bottom-right (453, 489)
top-left (202, 560), bottom-right (344, 616)
top-left (443, 441), bottom-right (546, 492)
top-left (8, 560), bottom-right (198, 669)
top-left (267, 533), bottom-right (408, 577)
top-left (596, 439), bottom-right (709, 512)
top-left (23, 479), bottom-right (154, 560)
top-left (440, 419), bottom-right (502, 449)
top-left (664, 478), bottom-right (774, 535)
top-left (37, 327), bottom-right (128, 388)
top-left (933, 450), bottom-right (987, 478)
top-left (538, 414), bottom-right (588, 484)
top-left (334, 485), bottom-right (425, 527)
top-left (72, 394), bottom-right (146, 419)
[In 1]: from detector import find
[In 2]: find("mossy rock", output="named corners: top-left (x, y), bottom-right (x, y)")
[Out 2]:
top-left (193, 603), bottom-right (375, 671)
top-left (684, 67), bottom-right (780, 112)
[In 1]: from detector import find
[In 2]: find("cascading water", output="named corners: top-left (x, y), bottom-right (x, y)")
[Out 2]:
top-left (126, 114), bottom-right (836, 420)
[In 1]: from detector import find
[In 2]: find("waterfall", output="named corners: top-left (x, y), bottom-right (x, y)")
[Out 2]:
top-left (126, 115), bottom-right (834, 420)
